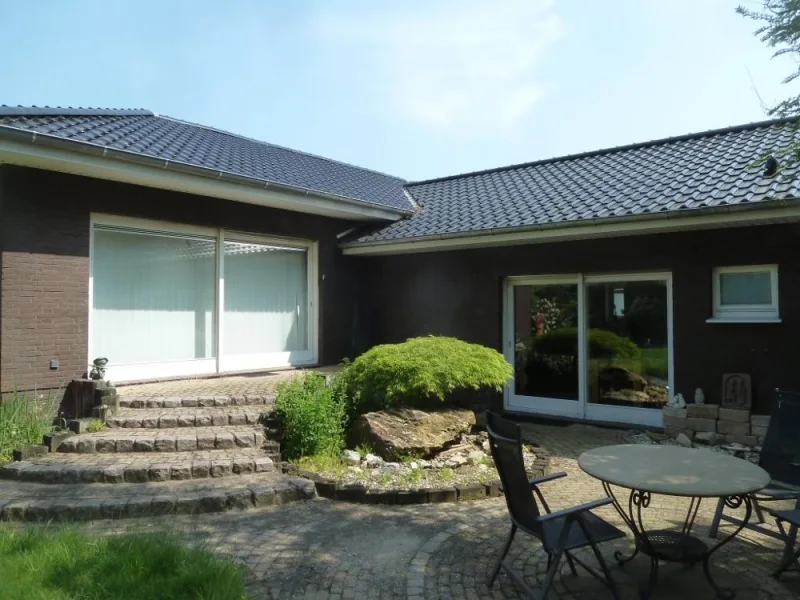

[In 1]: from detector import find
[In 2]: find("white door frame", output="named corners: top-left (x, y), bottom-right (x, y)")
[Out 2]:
top-left (89, 214), bottom-right (319, 383)
top-left (503, 274), bottom-right (584, 419)
top-left (503, 271), bottom-right (671, 428)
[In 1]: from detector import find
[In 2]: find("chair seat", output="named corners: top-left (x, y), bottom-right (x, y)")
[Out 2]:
top-left (773, 509), bottom-right (800, 526)
top-left (540, 511), bottom-right (627, 552)
top-left (759, 484), bottom-right (800, 499)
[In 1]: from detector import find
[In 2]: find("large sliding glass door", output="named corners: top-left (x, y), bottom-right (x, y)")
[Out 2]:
top-left (90, 216), bottom-right (317, 382)
top-left (504, 273), bottom-right (672, 427)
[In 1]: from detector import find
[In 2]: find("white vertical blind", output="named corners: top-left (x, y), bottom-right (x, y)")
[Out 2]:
top-left (222, 241), bottom-right (308, 355)
top-left (91, 228), bottom-right (216, 364)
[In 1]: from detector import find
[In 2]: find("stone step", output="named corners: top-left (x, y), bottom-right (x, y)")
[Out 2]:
top-left (0, 472), bottom-right (315, 522)
top-left (0, 449), bottom-right (276, 484)
top-left (56, 426), bottom-right (275, 454)
top-left (107, 406), bottom-right (270, 429)
top-left (118, 394), bottom-right (275, 409)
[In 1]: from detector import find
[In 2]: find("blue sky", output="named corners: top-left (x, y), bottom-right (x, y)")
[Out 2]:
top-left (1, 0), bottom-right (796, 180)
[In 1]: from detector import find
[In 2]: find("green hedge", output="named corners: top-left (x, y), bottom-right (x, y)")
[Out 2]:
top-left (275, 373), bottom-right (346, 460)
top-left (342, 336), bottom-right (513, 414)
top-left (531, 328), bottom-right (640, 360)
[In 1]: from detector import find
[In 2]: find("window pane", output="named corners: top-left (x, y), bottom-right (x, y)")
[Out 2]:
top-left (719, 271), bottom-right (772, 305)
top-left (587, 280), bottom-right (669, 410)
top-left (513, 283), bottom-right (579, 400)
top-left (92, 228), bottom-right (216, 364)
top-left (223, 241), bottom-right (308, 355)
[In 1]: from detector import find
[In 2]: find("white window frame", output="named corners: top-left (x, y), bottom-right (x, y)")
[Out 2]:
top-left (709, 264), bottom-right (780, 323)
top-left (89, 214), bottom-right (319, 382)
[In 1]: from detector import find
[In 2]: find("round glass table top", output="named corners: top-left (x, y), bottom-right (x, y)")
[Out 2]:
top-left (578, 444), bottom-right (770, 498)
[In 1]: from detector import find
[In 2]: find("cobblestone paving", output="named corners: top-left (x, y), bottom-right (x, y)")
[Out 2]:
top-left (116, 368), bottom-right (336, 398)
top-left (38, 421), bottom-right (799, 599)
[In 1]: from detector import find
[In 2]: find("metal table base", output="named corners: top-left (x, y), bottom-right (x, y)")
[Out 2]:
top-left (603, 482), bottom-right (753, 599)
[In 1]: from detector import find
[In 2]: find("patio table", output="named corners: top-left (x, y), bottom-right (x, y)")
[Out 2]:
top-left (579, 444), bottom-right (770, 599)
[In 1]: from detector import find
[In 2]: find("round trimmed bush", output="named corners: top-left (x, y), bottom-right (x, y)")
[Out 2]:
top-left (342, 336), bottom-right (513, 414)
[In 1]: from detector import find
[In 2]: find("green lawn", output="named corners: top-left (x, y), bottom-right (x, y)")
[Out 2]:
top-left (0, 526), bottom-right (248, 600)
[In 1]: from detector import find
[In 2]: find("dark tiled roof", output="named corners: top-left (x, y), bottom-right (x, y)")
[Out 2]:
top-left (0, 106), bottom-right (412, 213)
top-left (350, 117), bottom-right (800, 245)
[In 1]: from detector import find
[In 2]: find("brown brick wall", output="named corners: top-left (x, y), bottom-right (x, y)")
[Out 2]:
top-left (362, 224), bottom-right (800, 415)
top-left (0, 165), bottom-right (362, 393)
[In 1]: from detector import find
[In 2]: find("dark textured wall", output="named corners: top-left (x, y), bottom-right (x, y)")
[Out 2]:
top-left (362, 224), bottom-right (800, 414)
top-left (0, 165), bottom-right (362, 392)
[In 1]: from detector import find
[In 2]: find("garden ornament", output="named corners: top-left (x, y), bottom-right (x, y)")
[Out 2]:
top-left (89, 357), bottom-right (109, 381)
top-left (694, 388), bottom-right (705, 404)
top-left (668, 392), bottom-right (686, 408)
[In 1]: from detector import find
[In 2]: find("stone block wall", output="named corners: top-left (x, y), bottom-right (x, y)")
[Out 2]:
top-left (662, 405), bottom-right (769, 447)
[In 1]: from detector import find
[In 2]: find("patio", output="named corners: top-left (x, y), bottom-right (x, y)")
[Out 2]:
top-left (62, 419), bottom-right (798, 599)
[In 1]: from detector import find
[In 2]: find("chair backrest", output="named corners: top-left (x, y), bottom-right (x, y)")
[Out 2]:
top-left (760, 389), bottom-right (800, 486)
top-left (486, 412), bottom-right (542, 533)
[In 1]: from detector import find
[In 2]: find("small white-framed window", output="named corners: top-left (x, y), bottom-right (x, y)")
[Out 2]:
top-left (710, 265), bottom-right (780, 323)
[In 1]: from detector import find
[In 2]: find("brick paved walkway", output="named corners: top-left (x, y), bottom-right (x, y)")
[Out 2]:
top-left (40, 421), bottom-right (798, 599)
top-left (116, 367), bottom-right (337, 398)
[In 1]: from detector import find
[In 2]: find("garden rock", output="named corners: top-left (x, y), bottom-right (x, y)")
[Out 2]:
top-left (341, 449), bottom-right (361, 465)
top-left (363, 453), bottom-right (384, 468)
top-left (676, 433), bottom-right (693, 447)
top-left (445, 454), bottom-right (468, 468)
top-left (381, 462), bottom-right (404, 471)
top-left (350, 408), bottom-right (476, 460)
top-left (467, 451), bottom-right (486, 466)
top-left (695, 432), bottom-right (722, 445)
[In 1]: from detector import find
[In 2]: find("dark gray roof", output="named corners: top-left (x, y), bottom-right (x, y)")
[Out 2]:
top-left (0, 106), bottom-right (412, 214)
top-left (349, 117), bottom-right (800, 245)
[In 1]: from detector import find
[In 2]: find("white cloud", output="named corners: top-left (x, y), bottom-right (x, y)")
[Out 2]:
top-left (314, 0), bottom-right (563, 135)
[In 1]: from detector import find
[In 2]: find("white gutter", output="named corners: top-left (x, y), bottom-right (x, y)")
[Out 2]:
top-left (0, 131), bottom-right (411, 222)
top-left (341, 200), bottom-right (800, 255)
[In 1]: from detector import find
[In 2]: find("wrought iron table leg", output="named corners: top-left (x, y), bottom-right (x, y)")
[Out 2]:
top-left (702, 495), bottom-right (752, 599)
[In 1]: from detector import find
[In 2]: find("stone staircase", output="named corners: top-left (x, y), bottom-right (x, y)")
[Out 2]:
top-left (0, 392), bottom-right (315, 521)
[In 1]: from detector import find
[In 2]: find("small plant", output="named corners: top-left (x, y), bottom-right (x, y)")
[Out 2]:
top-left (480, 455), bottom-right (495, 468)
top-left (275, 373), bottom-right (347, 460)
top-left (439, 466), bottom-right (455, 481)
top-left (354, 442), bottom-right (374, 458)
top-left (295, 455), bottom-right (346, 479)
top-left (342, 336), bottom-right (513, 414)
top-left (0, 390), bottom-right (56, 463)
top-left (86, 419), bottom-right (106, 433)
top-left (379, 471), bottom-right (393, 485)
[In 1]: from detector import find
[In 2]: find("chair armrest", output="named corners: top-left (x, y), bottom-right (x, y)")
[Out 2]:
top-left (537, 497), bottom-right (613, 523)
top-left (498, 471), bottom-right (567, 494)
top-left (529, 472), bottom-right (567, 487)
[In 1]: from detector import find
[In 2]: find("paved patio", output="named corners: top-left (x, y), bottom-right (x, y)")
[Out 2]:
top-left (115, 368), bottom-right (336, 399)
top-left (55, 419), bottom-right (799, 599)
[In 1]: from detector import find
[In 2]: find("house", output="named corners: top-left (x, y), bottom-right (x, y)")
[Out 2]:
top-left (1, 105), bottom-right (799, 427)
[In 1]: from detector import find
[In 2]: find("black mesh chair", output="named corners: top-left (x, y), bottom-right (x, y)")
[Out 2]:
top-left (709, 389), bottom-right (800, 543)
top-left (486, 412), bottom-right (626, 599)
top-left (773, 509), bottom-right (800, 577)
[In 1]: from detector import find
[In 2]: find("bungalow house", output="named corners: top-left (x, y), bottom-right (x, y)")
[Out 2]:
top-left (1, 106), bottom-right (800, 428)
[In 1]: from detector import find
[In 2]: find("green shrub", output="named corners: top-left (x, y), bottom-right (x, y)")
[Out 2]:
top-left (275, 373), bottom-right (346, 460)
top-left (0, 525), bottom-right (247, 600)
top-left (0, 391), bottom-right (56, 463)
top-left (531, 328), bottom-right (640, 360)
top-left (86, 419), bottom-right (106, 433)
top-left (342, 336), bottom-right (513, 414)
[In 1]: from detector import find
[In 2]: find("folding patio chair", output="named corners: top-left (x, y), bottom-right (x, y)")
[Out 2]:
top-left (485, 411), bottom-right (626, 599)
top-left (773, 509), bottom-right (800, 578)
top-left (709, 389), bottom-right (800, 543)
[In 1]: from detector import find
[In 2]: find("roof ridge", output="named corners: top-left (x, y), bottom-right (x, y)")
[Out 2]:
top-left (0, 106), bottom-right (153, 117)
top-left (157, 114), bottom-right (407, 183)
top-left (406, 116), bottom-right (800, 187)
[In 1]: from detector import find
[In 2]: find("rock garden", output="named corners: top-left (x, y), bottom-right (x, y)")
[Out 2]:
top-left (275, 336), bottom-right (550, 503)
